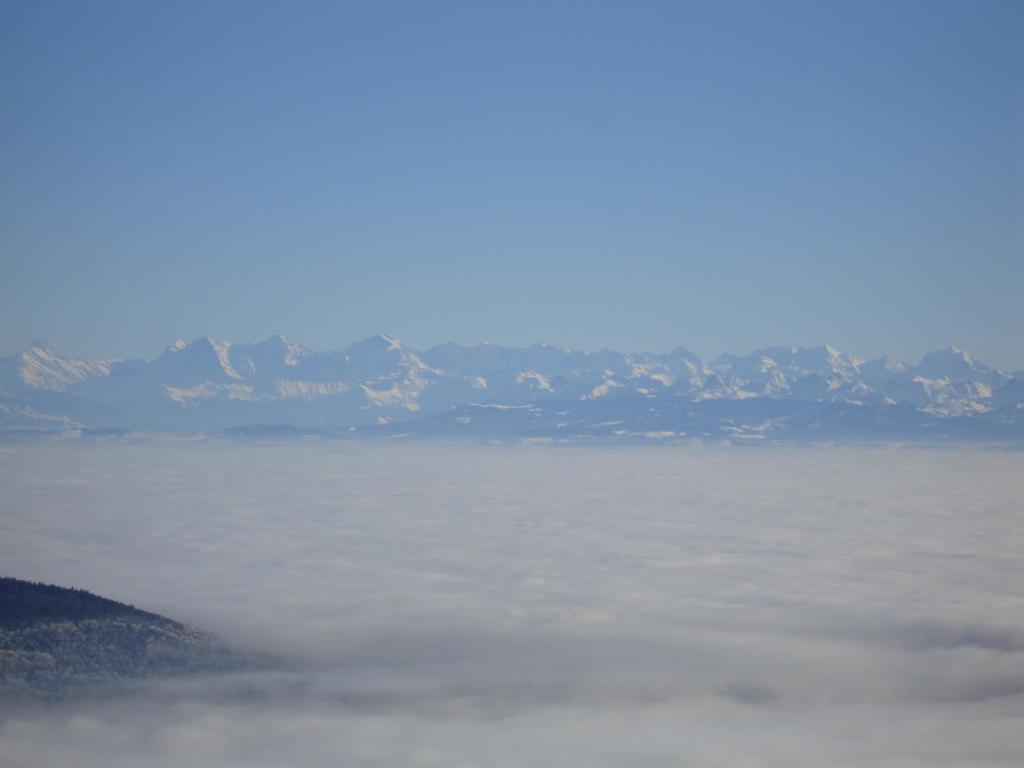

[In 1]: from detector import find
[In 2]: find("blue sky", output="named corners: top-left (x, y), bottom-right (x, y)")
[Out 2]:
top-left (1, 0), bottom-right (1021, 367)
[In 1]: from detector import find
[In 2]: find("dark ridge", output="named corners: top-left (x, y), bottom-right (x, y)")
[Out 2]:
top-left (0, 577), bottom-right (173, 630)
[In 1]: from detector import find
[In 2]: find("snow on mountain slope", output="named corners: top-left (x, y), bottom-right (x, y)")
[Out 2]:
top-left (153, 337), bottom-right (244, 384)
top-left (228, 335), bottom-right (311, 380)
top-left (914, 346), bottom-right (1004, 385)
top-left (1, 336), bottom-right (1021, 439)
top-left (0, 340), bottom-right (115, 393)
top-left (422, 341), bottom-right (626, 379)
top-left (858, 356), bottom-right (908, 382)
top-left (710, 344), bottom-right (863, 398)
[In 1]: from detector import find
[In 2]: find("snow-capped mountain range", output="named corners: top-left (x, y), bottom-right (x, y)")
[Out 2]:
top-left (2, 335), bottom-right (1022, 442)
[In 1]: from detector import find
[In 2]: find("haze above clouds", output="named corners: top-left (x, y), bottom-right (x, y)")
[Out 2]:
top-left (2, 443), bottom-right (1022, 766)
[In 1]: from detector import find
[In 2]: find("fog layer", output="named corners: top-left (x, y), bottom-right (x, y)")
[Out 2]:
top-left (2, 442), bottom-right (1022, 766)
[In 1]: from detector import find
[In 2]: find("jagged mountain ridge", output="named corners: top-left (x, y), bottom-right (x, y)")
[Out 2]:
top-left (1, 335), bottom-right (1021, 440)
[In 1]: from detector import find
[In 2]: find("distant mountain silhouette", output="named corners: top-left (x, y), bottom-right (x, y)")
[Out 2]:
top-left (2, 336), bottom-right (1022, 442)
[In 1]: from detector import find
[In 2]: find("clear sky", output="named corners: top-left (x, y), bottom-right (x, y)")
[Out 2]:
top-left (1, 0), bottom-right (1021, 368)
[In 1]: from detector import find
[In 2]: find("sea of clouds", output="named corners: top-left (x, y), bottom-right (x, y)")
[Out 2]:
top-left (1, 441), bottom-right (1022, 766)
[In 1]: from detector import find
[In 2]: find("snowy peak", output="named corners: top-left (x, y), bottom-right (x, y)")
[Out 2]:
top-left (228, 335), bottom-right (311, 377)
top-left (912, 347), bottom-right (1009, 394)
top-left (26, 338), bottom-right (56, 355)
top-left (2, 336), bottom-right (1021, 438)
top-left (258, 334), bottom-right (309, 362)
top-left (343, 334), bottom-right (420, 360)
top-left (344, 334), bottom-right (404, 355)
top-left (289, 334), bottom-right (436, 386)
top-left (859, 356), bottom-right (908, 380)
top-left (665, 347), bottom-right (702, 366)
top-left (424, 342), bottom-right (628, 380)
top-left (916, 347), bottom-right (985, 378)
top-left (712, 344), bottom-right (860, 393)
top-left (0, 340), bottom-right (113, 393)
top-left (794, 345), bottom-right (862, 379)
top-left (134, 334), bottom-right (319, 394)
top-left (155, 336), bottom-right (242, 382)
